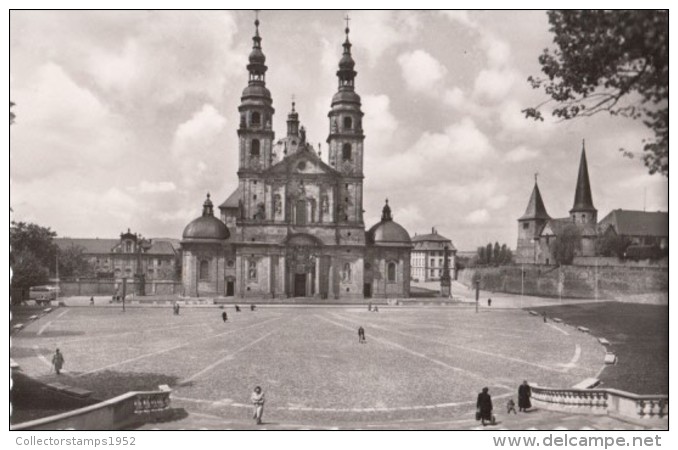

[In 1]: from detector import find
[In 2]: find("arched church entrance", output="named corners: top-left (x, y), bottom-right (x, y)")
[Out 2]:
top-left (284, 234), bottom-right (328, 298)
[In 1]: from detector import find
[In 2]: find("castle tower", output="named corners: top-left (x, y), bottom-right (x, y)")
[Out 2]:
top-left (327, 18), bottom-right (365, 224)
top-left (569, 140), bottom-right (597, 225)
top-left (516, 178), bottom-right (550, 263)
top-left (237, 14), bottom-right (275, 173)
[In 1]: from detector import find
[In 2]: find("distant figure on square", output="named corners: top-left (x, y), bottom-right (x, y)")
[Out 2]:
top-left (251, 304), bottom-right (256, 311)
top-left (506, 398), bottom-right (517, 414)
top-left (251, 386), bottom-right (265, 425)
top-left (358, 326), bottom-right (366, 344)
top-left (518, 380), bottom-right (532, 412)
top-left (542, 312), bottom-right (547, 323)
top-left (476, 387), bottom-right (494, 426)
top-left (374, 305), bottom-right (379, 312)
top-left (90, 296), bottom-right (94, 306)
top-left (487, 298), bottom-right (492, 307)
top-left (222, 311), bottom-right (228, 322)
top-left (235, 305), bottom-right (241, 312)
top-left (52, 348), bottom-right (64, 375)
top-left (368, 303), bottom-right (372, 312)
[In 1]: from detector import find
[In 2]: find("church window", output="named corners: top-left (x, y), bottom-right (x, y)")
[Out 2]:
top-left (227, 259), bottom-right (235, 268)
top-left (523, 223), bottom-right (529, 229)
top-left (342, 143), bottom-right (352, 161)
top-left (343, 116), bottom-right (352, 129)
top-left (251, 139), bottom-right (261, 157)
top-left (248, 259), bottom-right (257, 281)
top-left (125, 242), bottom-right (132, 253)
top-left (199, 260), bottom-right (210, 280)
top-left (253, 194), bottom-right (257, 200)
top-left (251, 111), bottom-right (261, 126)
top-left (387, 262), bottom-right (397, 282)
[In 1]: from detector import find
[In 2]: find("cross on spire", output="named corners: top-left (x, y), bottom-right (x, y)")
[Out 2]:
top-left (534, 172), bottom-right (539, 184)
top-left (344, 13), bottom-right (351, 32)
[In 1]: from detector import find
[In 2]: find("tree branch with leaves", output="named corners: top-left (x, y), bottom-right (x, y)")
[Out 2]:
top-left (524, 10), bottom-right (668, 176)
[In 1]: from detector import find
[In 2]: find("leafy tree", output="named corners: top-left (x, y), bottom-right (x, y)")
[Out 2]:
top-left (11, 251), bottom-right (50, 290)
top-left (596, 231), bottom-right (631, 258)
top-left (550, 225), bottom-right (582, 265)
top-left (485, 243), bottom-right (493, 265)
top-left (524, 10), bottom-right (668, 176)
top-left (58, 245), bottom-right (94, 278)
top-left (492, 242), bottom-right (501, 263)
top-left (10, 221), bottom-right (58, 290)
top-left (477, 246), bottom-right (486, 265)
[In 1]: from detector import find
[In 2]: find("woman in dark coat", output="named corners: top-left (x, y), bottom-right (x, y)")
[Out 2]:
top-left (476, 387), bottom-right (493, 426)
top-left (518, 380), bottom-right (532, 411)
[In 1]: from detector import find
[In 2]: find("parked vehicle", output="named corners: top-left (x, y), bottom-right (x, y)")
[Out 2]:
top-left (28, 285), bottom-right (59, 306)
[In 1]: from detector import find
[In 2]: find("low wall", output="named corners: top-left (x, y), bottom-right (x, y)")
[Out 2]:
top-left (458, 265), bottom-right (668, 299)
top-left (58, 279), bottom-right (182, 297)
top-left (531, 385), bottom-right (668, 427)
top-left (11, 390), bottom-right (172, 431)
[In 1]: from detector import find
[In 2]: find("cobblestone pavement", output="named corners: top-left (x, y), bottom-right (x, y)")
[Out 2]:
top-left (12, 305), bottom-right (637, 430)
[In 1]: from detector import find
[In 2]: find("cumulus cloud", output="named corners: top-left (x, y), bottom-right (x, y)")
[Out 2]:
top-left (473, 68), bottom-right (519, 103)
top-left (350, 11), bottom-right (421, 65)
top-left (397, 50), bottom-right (448, 92)
top-left (171, 103), bottom-right (229, 190)
top-left (505, 146), bottom-right (539, 162)
top-left (466, 209), bottom-right (490, 224)
top-left (363, 94), bottom-right (398, 137)
top-left (410, 118), bottom-right (494, 163)
top-left (440, 11), bottom-right (479, 30)
top-left (10, 62), bottom-right (128, 181)
top-left (137, 181), bottom-right (177, 193)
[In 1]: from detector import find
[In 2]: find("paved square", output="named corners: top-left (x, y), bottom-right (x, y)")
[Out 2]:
top-left (12, 304), bottom-right (605, 427)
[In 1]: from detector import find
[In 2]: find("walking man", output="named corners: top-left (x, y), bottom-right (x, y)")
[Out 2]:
top-left (358, 326), bottom-right (366, 344)
top-left (235, 305), bottom-right (241, 312)
top-left (90, 296), bottom-right (94, 306)
top-left (222, 311), bottom-right (228, 323)
top-left (488, 298), bottom-right (492, 307)
top-left (251, 386), bottom-right (265, 425)
top-left (52, 348), bottom-right (65, 375)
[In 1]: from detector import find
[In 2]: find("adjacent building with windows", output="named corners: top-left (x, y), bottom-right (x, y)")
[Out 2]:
top-left (410, 228), bottom-right (456, 281)
top-left (180, 18), bottom-right (411, 300)
top-left (54, 229), bottom-right (178, 280)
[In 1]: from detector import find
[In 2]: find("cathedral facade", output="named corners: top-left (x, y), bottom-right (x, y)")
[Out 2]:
top-left (180, 18), bottom-right (411, 301)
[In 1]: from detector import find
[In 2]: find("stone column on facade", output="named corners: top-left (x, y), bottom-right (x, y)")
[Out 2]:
top-left (315, 256), bottom-right (321, 298)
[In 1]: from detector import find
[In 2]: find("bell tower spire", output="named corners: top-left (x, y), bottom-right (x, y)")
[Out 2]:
top-left (237, 11), bottom-right (275, 222)
top-left (569, 139), bottom-right (597, 224)
top-left (326, 14), bottom-right (365, 225)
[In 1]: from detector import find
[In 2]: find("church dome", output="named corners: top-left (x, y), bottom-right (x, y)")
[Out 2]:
top-left (367, 200), bottom-right (411, 245)
top-left (182, 194), bottom-right (230, 241)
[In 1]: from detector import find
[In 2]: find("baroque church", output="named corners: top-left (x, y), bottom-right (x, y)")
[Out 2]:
top-left (180, 17), bottom-right (412, 300)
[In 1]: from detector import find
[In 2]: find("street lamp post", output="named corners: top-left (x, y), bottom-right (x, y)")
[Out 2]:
top-left (475, 279), bottom-right (480, 313)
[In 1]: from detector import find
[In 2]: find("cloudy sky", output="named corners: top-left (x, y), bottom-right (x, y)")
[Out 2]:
top-left (9, 10), bottom-right (668, 250)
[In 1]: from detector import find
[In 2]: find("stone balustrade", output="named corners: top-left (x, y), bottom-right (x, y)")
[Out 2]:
top-left (532, 385), bottom-right (667, 426)
top-left (12, 390), bottom-right (172, 430)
